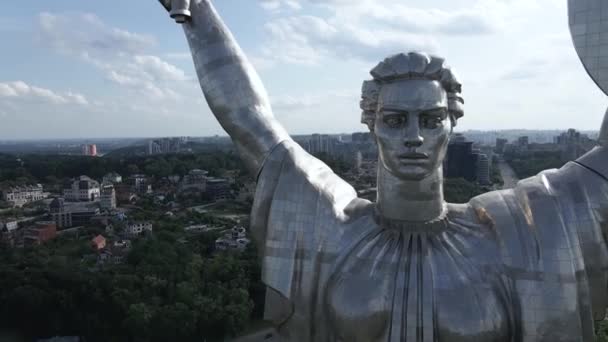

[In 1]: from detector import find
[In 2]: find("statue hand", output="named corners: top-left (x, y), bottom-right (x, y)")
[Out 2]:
top-left (158, 0), bottom-right (198, 23)
top-left (599, 107), bottom-right (608, 146)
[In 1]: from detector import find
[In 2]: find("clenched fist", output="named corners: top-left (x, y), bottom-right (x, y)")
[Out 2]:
top-left (158, 0), bottom-right (193, 23)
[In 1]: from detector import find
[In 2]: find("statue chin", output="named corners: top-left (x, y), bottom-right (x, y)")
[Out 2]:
top-left (386, 165), bottom-right (432, 181)
top-left (380, 156), bottom-right (438, 181)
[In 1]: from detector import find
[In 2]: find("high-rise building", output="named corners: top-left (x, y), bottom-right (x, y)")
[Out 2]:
top-left (147, 137), bottom-right (182, 155)
top-left (81, 144), bottom-right (98, 156)
top-left (517, 136), bottom-right (529, 147)
top-left (352, 132), bottom-right (372, 144)
top-left (100, 183), bottom-right (117, 210)
top-left (495, 138), bottom-right (508, 154)
top-left (355, 151), bottom-right (363, 174)
top-left (445, 134), bottom-right (478, 182)
top-left (307, 134), bottom-right (338, 155)
top-left (476, 153), bottom-right (490, 185)
top-left (555, 128), bottom-right (596, 161)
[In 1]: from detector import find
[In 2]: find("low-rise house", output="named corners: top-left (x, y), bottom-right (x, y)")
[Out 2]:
top-left (24, 221), bottom-right (57, 246)
top-left (221, 169), bottom-right (240, 184)
top-left (91, 235), bottom-right (106, 251)
top-left (124, 221), bottom-right (153, 238)
top-left (184, 224), bottom-right (223, 233)
top-left (1, 184), bottom-right (46, 207)
top-left (1, 219), bottom-right (20, 247)
top-left (113, 240), bottom-right (131, 249)
top-left (1, 219), bottom-right (18, 232)
top-left (206, 178), bottom-right (232, 201)
top-left (231, 226), bottom-right (246, 239)
top-left (179, 169), bottom-right (208, 193)
top-left (215, 226), bottom-right (250, 251)
top-left (105, 224), bottom-right (114, 234)
top-left (102, 172), bottom-right (122, 184)
top-left (50, 198), bottom-right (100, 228)
top-left (129, 174), bottom-right (152, 194)
top-left (236, 237), bottom-right (251, 249)
top-left (99, 240), bottom-right (131, 265)
top-left (114, 183), bottom-right (137, 204)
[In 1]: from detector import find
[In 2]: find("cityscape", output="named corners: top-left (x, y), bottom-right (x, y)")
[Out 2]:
top-left (0, 127), bottom-right (599, 341)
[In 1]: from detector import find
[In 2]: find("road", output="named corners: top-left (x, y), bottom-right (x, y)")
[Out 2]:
top-left (230, 328), bottom-right (278, 342)
top-left (497, 158), bottom-right (519, 189)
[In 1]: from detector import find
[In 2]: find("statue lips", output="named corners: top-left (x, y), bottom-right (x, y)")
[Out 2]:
top-left (398, 152), bottom-right (429, 163)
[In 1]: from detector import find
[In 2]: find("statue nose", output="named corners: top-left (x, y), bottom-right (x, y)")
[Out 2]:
top-left (403, 125), bottom-right (424, 147)
top-left (404, 137), bottom-right (424, 148)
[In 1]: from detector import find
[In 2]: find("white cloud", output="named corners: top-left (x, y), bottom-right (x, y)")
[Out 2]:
top-left (38, 12), bottom-right (191, 102)
top-left (165, 52), bottom-right (192, 60)
top-left (38, 12), bottom-right (156, 56)
top-left (258, 0), bottom-right (553, 66)
top-left (263, 15), bottom-right (438, 65)
top-left (107, 70), bottom-right (139, 86)
top-left (65, 91), bottom-right (89, 105)
top-left (101, 55), bottom-right (190, 101)
top-left (260, 0), bottom-right (302, 11)
top-left (0, 81), bottom-right (88, 105)
top-left (0, 83), bottom-right (18, 97)
top-left (133, 55), bottom-right (189, 82)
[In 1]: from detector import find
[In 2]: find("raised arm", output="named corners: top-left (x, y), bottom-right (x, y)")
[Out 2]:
top-left (159, 0), bottom-right (290, 175)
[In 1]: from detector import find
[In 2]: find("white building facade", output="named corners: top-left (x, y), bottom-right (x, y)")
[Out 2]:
top-left (100, 183), bottom-right (117, 210)
top-left (102, 172), bottom-right (123, 184)
top-left (125, 222), bottom-right (153, 238)
top-left (63, 176), bottom-right (100, 202)
top-left (1, 184), bottom-right (46, 207)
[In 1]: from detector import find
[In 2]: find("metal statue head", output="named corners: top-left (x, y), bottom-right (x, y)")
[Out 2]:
top-left (361, 52), bottom-right (464, 181)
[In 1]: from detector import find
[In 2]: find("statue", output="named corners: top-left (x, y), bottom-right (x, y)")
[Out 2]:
top-left (158, 0), bottom-right (608, 340)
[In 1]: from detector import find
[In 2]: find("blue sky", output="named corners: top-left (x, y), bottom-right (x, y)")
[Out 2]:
top-left (0, 0), bottom-right (606, 139)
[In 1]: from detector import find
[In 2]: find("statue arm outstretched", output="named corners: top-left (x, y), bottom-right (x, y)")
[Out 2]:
top-left (161, 0), bottom-right (290, 175)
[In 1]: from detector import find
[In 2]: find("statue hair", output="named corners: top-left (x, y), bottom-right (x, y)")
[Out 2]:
top-left (360, 52), bottom-right (464, 131)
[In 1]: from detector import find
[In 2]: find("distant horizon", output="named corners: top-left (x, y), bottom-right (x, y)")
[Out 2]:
top-left (0, 128), bottom-right (600, 142)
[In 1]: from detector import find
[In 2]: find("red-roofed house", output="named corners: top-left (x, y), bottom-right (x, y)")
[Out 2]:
top-left (91, 235), bottom-right (106, 251)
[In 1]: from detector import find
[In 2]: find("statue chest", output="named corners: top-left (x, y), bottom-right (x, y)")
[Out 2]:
top-left (324, 228), bottom-right (511, 342)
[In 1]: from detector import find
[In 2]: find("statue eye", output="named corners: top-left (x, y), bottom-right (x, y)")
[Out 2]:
top-left (421, 116), bottom-right (443, 129)
top-left (384, 116), bottom-right (405, 127)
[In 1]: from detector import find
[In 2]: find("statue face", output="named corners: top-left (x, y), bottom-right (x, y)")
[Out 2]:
top-left (374, 80), bottom-right (451, 181)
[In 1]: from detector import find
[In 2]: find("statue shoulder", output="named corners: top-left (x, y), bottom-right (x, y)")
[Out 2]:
top-left (462, 165), bottom-right (589, 230)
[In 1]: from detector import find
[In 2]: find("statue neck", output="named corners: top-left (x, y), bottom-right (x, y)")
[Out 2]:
top-left (375, 164), bottom-right (446, 222)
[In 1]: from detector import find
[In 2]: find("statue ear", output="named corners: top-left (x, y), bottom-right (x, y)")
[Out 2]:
top-left (449, 114), bottom-right (457, 131)
top-left (368, 123), bottom-right (378, 144)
